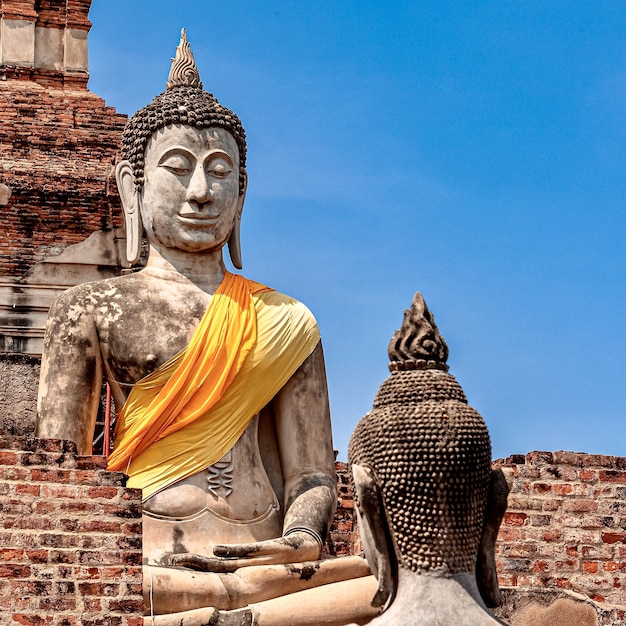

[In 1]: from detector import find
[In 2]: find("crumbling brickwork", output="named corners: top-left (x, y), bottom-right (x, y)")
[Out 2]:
top-left (0, 0), bottom-right (127, 279)
top-left (0, 436), bottom-right (143, 626)
top-left (494, 451), bottom-right (626, 607)
top-left (325, 461), bottom-right (362, 557)
top-left (0, 81), bottom-right (126, 277)
top-left (1, 0), bottom-right (92, 88)
top-left (2, 438), bottom-right (626, 623)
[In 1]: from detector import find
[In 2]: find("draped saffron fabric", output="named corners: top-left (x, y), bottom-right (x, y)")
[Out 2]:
top-left (106, 271), bottom-right (320, 501)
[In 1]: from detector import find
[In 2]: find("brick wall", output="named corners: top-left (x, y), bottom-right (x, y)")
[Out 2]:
top-left (0, 80), bottom-right (127, 277)
top-left (0, 1), bottom-right (127, 279)
top-left (494, 451), bottom-right (626, 608)
top-left (325, 461), bottom-right (362, 557)
top-left (2, 437), bottom-right (625, 623)
top-left (0, 436), bottom-right (143, 626)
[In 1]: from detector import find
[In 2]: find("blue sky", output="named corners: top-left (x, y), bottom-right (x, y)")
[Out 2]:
top-left (88, 2), bottom-right (626, 460)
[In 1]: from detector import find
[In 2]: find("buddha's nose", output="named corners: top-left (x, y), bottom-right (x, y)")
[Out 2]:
top-left (186, 167), bottom-right (213, 207)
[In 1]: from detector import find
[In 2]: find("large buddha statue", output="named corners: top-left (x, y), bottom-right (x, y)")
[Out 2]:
top-left (348, 293), bottom-right (510, 625)
top-left (36, 31), bottom-right (376, 626)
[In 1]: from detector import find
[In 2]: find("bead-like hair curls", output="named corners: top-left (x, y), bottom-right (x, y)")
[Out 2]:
top-left (120, 29), bottom-right (247, 194)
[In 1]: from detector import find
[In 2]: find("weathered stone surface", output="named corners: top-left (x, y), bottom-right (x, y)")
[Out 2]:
top-left (0, 353), bottom-right (39, 435)
top-left (493, 588), bottom-right (625, 626)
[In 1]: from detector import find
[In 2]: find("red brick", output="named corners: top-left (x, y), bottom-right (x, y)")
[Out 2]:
top-left (25, 550), bottom-right (48, 564)
top-left (40, 484), bottom-right (80, 499)
top-left (15, 484), bottom-right (40, 496)
top-left (12, 615), bottom-right (52, 626)
top-left (29, 468), bottom-right (71, 482)
top-left (579, 469), bottom-right (598, 482)
top-left (564, 499), bottom-right (597, 513)
top-left (0, 548), bottom-right (25, 560)
top-left (80, 520), bottom-right (123, 534)
top-left (504, 512), bottom-right (528, 526)
top-left (87, 486), bottom-right (120, 499)
top-left (603, 561), bottom-right (626, 572)
top-left (0, 564), bottom-right (31, 577)
top-left (108, 598), bottom-right (144, 614)
top-left (552, 451), bottom-right (580, 466)
top-left (0, 451), bottom-right (18, 464)
top-left (532, 482), bottom-right (551, 494)
top-left (76, 457), bottom-right (108, 470)
top-left (543, 529), bottom-right (562, 542)
top-left (531, 560), bottom-right (550, 572)
top-left (599, 470), bottom-right (626, 484)
top-left (552, 483), bottom-right (573, 496)
top-left (527, 451), bottom-right (554, 464)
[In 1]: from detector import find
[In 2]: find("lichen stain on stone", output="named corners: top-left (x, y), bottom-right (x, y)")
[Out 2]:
top-left (286, 562), bottom-right (320, 581)
top-left (172, 526), bottom-right (188, 555)
top-left (66, 304), bottom-right (84, 323)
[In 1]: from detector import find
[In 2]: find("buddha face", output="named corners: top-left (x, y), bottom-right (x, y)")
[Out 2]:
top-left (140, 124), bottom-right (242, 253)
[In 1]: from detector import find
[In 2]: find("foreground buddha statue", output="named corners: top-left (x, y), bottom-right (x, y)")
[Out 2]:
top-left (348, 293), bottom-right (510, 626)
top-left (36, 31), bottom-right (376, 626)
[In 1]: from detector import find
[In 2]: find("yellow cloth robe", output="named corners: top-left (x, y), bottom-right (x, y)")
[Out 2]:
top-left (107, 272), bottom-right (320, 501)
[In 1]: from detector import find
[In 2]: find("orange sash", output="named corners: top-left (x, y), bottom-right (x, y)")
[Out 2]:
top-left (107, 272), bottom-right (271, 473)
top-left (106, 272), bottom-right (320, 501)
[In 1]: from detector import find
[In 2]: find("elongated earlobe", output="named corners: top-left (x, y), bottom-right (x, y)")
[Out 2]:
top-left (477, 468), bottom-right (509, 607)
top-left (116, 160), bottom-right (144, 267)
top-left (228, 217), bottom-right (242, 269)
top-left (228, 171), bottom-right (247, 270)
top-left (352, 463), bottom-right (397, 610)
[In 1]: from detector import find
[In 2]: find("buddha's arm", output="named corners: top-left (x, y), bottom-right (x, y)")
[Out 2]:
top-left (273, 341), bottom-right (337, 543)
top-left (36, 289), bottom-right (103, 455)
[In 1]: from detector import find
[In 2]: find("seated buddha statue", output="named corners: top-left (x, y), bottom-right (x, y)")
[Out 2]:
top-left (348, 293), bottom-right (510, 626)
top-left (36, 30), bottom-right (377, 626)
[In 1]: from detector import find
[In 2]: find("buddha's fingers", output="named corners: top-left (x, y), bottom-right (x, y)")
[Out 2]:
top-left (169, 552), bottom-right (285, 572)
top-left (169, 553), bottom-right (241, 573)
top-left (213, 533), bottom-right (320, 561)
top-left (213, 539), bottom-right (283, 558)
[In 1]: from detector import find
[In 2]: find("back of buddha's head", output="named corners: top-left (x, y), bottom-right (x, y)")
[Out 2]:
top-left (348, 293), bottom-right (492, 575)
top-left (121, 29), bottom-right (247, 192)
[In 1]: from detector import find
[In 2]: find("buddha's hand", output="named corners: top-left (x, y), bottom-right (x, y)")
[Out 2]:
top-left (168, 531), bottom-right (322, 573)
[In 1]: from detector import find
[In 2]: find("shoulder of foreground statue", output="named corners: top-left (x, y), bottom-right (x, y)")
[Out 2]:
top-left (49, 275), bottom-right (130, 306)
top-left (254, 288), bottom-right (319, 333)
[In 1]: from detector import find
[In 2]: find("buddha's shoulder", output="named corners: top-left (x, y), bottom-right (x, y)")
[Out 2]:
top-left (256, 288), bottom-right (312, 311)
top-left (49, 273), bottom-right (149, 313)
top-left (255, 288), bottom-right (318, 331)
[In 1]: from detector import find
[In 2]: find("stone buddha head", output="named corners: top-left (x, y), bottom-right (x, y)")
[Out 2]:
top-left (115, 29), bottom-right (247, 268)
top-left (348, 293), bottom-right (509, 624)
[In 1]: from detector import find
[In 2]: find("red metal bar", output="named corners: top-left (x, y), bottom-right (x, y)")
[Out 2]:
top-left (103, 382), bottom-right (112, 457)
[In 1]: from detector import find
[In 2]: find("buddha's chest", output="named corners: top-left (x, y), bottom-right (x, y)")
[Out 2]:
top-left (96, 294), bottom-right (208, 387)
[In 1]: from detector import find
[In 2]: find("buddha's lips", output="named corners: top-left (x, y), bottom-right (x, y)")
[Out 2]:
top-left (178, 213), bottom-right (219, 225)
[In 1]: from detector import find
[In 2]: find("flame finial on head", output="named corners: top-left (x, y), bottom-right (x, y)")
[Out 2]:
top-left (167, 28), bottom-right (203, 90)
top-left (387, 292), bottom-right (449, 372)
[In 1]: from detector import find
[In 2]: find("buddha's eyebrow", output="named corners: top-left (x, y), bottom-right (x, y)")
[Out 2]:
top-left (205, 150), bottom-right (234, 164)
top-left (157, 148), bottom-right (194, 165)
